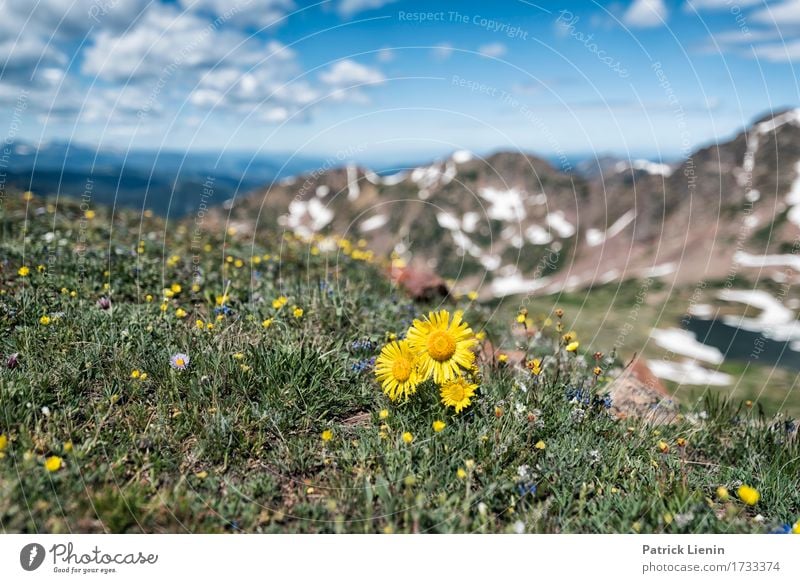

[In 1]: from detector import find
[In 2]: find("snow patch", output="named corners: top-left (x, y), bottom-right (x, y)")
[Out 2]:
top-left (490, 273), bottom-right (550, 297)
top-left (545, 211), bottom-right (575, 238)
top-left (525, 224), bottom-right (552, 245)
top-left (315, 185), bottom-right (330, 198)
top-left (280, 198), bottom-right (334, 238)
top-left (648, 360), bottom-right (733, 386)
top-left (346, 164), bottom-right (360, 201)
top-left (650, 328), bottom-right (725, 364)
top-left (359, 214), bottom-right (388, 233)
top-left (452, 150), bottom-right (473, 164)
top-left (478, 187), bottom-right (526, 222)
top-left (734, 250), bottom-right (800, 271)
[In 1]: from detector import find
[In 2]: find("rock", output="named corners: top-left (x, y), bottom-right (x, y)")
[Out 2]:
top-left (390, 263), bottom-right (449, 301)
top-left (607, 358), bottom-right (679, 424)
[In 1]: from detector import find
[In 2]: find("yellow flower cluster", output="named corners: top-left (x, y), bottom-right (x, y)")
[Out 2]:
top-left (374, 309), bottom-right (479, 413)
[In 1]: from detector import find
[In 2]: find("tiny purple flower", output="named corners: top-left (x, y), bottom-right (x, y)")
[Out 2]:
top-left (170, 352), bottom-right (190, 371)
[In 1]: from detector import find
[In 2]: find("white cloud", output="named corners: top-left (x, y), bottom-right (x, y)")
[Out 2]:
top-left (623, 0), bottom-right (668, 28)
top-left (377, 47), bottom-right (395, 62)
top-left (82, 4), bottom-right (276, 80)
top-left (478, 42), bottom-right (507, 57)
top-left (338, 0), bottom-right (399, 17)
top-left (431, 42), bottom-right (454, 60)
top-left (752, 39), bottom-right (800, 61)
top-left (179, 0), bottom-right (295, 28)
top-left (753, 0), bottom-right (800, 24)
top-left (684, 0), bottom-right (761, 10)
top-left (320, 59), bottom-right (385, 86)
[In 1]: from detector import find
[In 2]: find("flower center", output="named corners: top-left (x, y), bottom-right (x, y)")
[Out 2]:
top-left (428, 331), bottom-right (456, 361)
top-left (447, 381), bottom-right (466, 402)
top-left (392, 357), bottom-right (413, 382)
top-left (176, 358), bottom-right (185, 367)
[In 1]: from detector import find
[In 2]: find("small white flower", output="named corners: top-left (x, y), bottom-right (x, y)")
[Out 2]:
top-left (517, 464), bottom-right (530, 479)
top-left (477, 502), bottom-right (488, 516)
top-left (513, 520), bottom-right (525, 534)
top-left (41, 406), bottom-right (51, 417)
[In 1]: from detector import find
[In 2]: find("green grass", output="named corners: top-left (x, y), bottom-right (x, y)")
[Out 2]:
top-left (0, 193), bottom-right (798, 534)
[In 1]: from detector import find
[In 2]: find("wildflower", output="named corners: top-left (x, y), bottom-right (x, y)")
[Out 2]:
top-left (745, 400), bottom-right (753, 408)
top-left (292, 306), bottom-right (304, 319)
top-left (565, 341), bottom-right (580, 352)
top-left (793, 521), bottom-right (800, 534)
top-left (676, 437), bottom-right (687, 447)
top-left (737, 485), bottom-right (760, 506)
top-left (63, 441), bottom-right (73, 453)
top-left (130, 370), bottom-right (141, 379)
top-left (44, 456), bottom-right (62, 472)
top-left (171, 283), bottom-right (182, 294)
top-left (145, 294), bottom-right (153, 303)
top-left (439, 376), bottom-right (479, 413)
top-left (406, 309), bottom-right (477, 384)
top-left (321, 429), bottom-right (333, 442)
top-left (196, 319), bottom-right (205, 329)
top-left (379, 409), bottom-right (389, 420)
top-left (84, 209), bottom-right (96, 220)
top-left (467, 291), bottom-right (478, 301)
top-left (476, 330), bottom-right (486, 341)
top-left (374, 340), bottom-right (419, 401)
top-left (465, 459), bottom-right (475, 470)
top-left (97, 297), bottom-right (111, 310)
top-left (18, 266), bottom-right (30, 277)
top-left (261, 318), bottom-right (273, 329)
top-left (402, 431), bottom-right (413, 444)
top-left (432, 420), bottom-right (446, 432)
top-left (39, 315), bottom-right (51, 326)
top-left (169, 353), bottom-right (190, 371)
top-left (36, 264), bottom-right (45, 273)
top-left (534, 440), bottom-right (546, 450)
top-left (593, 366), bottom-right (602, 376)
top-left (0, 434), bottom-right (7, 454)
top-left (215, 294), bottom-right (229, 306)
top-left (159, 302), bottom-right (168, 313)
top-left (516, 313), bottom-right (526, 324)
top-left (272, 296), bottom-right (288, 309)
top-left (175, 308), bottom-right (187, 319)
top-left (456, 468), bottom-right (467, 479)
top-left (657, 440), bottom-right (669, 453)
top-left (6, 353), bottom-right (19, 369)
top-left (233, 352), bottom-right (244, 360)
top-left (526, 358), bottom-right (542, 375)
top-left (23, 191), bottom-right (34, 201)
top-left (716, 486), bottom-right (730, 501)
top-left (555, 308), bottom-right (564, 318)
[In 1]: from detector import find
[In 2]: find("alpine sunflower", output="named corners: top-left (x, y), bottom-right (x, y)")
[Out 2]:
top-left (439, 376), bottom-right (478, 413)
top-left (406, 309), bottom-right (477, 384)
top-left (374, 340), bottom-right (419, 401)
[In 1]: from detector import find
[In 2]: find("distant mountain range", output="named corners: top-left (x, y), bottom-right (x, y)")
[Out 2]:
top-left (203, 109), bottom-right (800, 299)
top-left (1, 140), bottom-right (329, 217)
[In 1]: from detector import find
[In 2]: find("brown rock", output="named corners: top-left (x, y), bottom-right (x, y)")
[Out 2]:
top-left (391, 263), bottom-right (449, 301)
top-left (607, 358), bottom-right (678, 424)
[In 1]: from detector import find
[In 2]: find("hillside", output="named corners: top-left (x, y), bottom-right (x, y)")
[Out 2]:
top-left (0, 190), bottom-right (797, 533)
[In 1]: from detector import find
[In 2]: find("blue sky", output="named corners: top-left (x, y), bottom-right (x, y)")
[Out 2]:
top-left (2, 0), bottom-right (800, 165)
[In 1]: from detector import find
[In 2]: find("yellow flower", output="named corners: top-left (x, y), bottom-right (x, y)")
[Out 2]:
top-left (457, 468), bottom-right (467, 479)
top-left (465, 459), bottom-right (475, 470)
top-left (145, 294), bottom-right (153, 303)
top-left (321, 429), bottom-right (333, 442)
top-left (84, 209), bottom-right (96, 220)
top-left (476, 330), bottom-right (486, 341)
top-left (234, 258), bottom-right (244, 268)
top-left (516, 314), bottom-right (526, 324)
top-left (18, 266), bottom-right (30, 277)
top-left (716, 486), bottom-right (729, 501)
top-left (792, 521), bottom-right (800, 534)
top-left (432, 420), bottom-right (446, 432)
top-left (63, 441), bottom-right (73, 453)
top-left (737, 485), bottom-right (760, 506)
top-left (498, 353), bottom-right (508, 363)
top-left (467, 291), bottom-right (478, 301)
top-left (292, 306), bottom-right (304, 319)
top-left (44, 456), bottom-right (62, 472)
top-left (439, 376), bottom-right (479, 413)
top-left (215, 294), bottom-right (229, 306)
top-left (565, 341), bottom-right (580, 352)
top-left (36, 264), bottom-right (45, 273)
top-left (130, 370), bottom-right (141, 379)
top-left (159, 302), bottom-right (168, 312)
top-left (171, 283), bottom-right (182, 294)
top-left (140, 373), bottom-right (148, 381)
top-left (175, 308), bottom-right (187, 319)
top-left (39, 315), bottom-right (51, 326)
top-left (676, 437), bottom-right (687, 447)
top-left (406, 309), bottom-right (477, 384)
top-left (195, 319), bottom-right (205, 329)
top-left (0, 434), bottom-right (7, 451)
top-left (534, 440), bottom-right (546, 450)
top-left (374, 340), bottom-right (419, 401)
top-left (23, 190), bottom-right (34, 201)
top-left (261, 318), bottom-right (273, 329)
top-left (233, 352), bottom-right (244, 360)
top-left (379, 409), bottom-right (389, 420)
top-left (402, 432), bottom-right (413, 444)
top-left (657, 440), bottom-right (669, 453)
top-left (272, 296), bottom-right (288, 309)
top-left (527, 358), bottom-right (542, 375)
